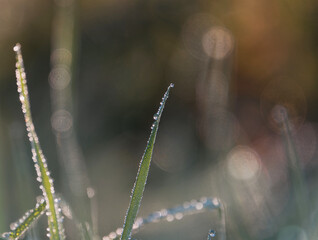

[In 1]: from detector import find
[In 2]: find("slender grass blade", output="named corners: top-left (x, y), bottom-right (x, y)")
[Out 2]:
top-left (13, 43), bottom-right (64, 240)
top-left (120, 84), bottom-right (174, 240)
top-left (1, 198), bottom-right (46, 240)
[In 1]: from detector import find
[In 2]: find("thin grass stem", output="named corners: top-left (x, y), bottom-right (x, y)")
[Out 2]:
top-left (13, 43), bottom-right (64, 240)
top-left (1, 198), bottom-right (46, 240)
top-left (120, 84), bottom-right (174, 240)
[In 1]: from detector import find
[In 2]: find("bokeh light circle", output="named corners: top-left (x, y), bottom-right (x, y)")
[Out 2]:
top-left (202, 26), bottom-right (234, 59)
top-left (227, 145), bottom-right (261, 181)
top-left (51, 110), bottom-right (73, 133)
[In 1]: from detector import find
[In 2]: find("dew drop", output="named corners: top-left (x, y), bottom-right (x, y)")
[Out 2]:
top-left (195, 202), bottom-right (204, 210)
top-left (166, 214), bottom-right (174, 222)
top-left (109, 232), bottom-right (116, 239)
top-left (2, 232), bottom-right (10, 239)
top-left (153, 113), bottom-right (159, 120)
top-left (13, 43), bottom-right (21, 52)
top-left (175, 213), bottom-right (183, 220)
top-left (212, 198), bottom-right (220, 207)
top-left (116, 228), bottom-right (123, 235)
top-left (170, 83), bottom-right (175, 88)
top-left (208, 230), bottom-right (216, 239)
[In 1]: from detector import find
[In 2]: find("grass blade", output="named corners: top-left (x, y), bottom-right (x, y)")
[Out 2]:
top-left (120, 84), bottom-right (174, 240)
top-left (13, 43), bottom-right (64, 240)
top-left (1, 198), bottom-right (46, 240)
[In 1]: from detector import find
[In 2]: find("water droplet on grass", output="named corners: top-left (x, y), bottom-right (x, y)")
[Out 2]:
top-left (208, 230), bottom-right (216, 239)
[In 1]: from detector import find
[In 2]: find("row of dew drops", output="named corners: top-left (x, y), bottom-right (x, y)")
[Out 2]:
top-left (103, 197), bottom-right (220, 240)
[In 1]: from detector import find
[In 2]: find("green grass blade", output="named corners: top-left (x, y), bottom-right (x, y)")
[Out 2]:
top-left (1, 198), bottom-right (46, 240)
top-left (13, 43), bottom-right (64, 240)
top-left (120, 84), bottom-right (174, 240)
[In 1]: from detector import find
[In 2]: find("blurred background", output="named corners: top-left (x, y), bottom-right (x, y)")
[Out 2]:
top-left (1, 0), bottom-right (318, 239)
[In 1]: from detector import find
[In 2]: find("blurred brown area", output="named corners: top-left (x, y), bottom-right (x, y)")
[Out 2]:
top-left (1, 0), bottom-right (318, 239)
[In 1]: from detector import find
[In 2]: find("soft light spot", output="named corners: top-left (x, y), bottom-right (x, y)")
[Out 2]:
top-left (202, 27), bottom-right (234, 59)
top-left (166, 215), bottom-right (174, 222)
top-left (227, 145), bottom-right (261, 180)
top-left (13, 43), bottom-right (21, 52)
top-left (49, 67), bottom-right (71, 90)
top-left (109, 232), bottom-right (116, 239)
top-left (175, 213), bottom-right (183, 220)
top-left (51, 48), bottom-right (72, 66)
top-left (51, 110), bottom-right (73, 133)
top-left (86, 187), bottom-right (95, 198)
top-left (115, 228), bottom-right (123, 235)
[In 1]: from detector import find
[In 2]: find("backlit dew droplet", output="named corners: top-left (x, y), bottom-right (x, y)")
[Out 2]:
top-left (153, 113), bottom-right (159, 120)
top-left (207, 230), bottom-right (216, 239)
top-left (175, 213), bottom-right (183, 220)
top-left (166, 215), bottom-right (174, 222)
top-left (212, 198), bottom-right (220, 207)
top-left (13, 43), bottom-right (21, 52)
top-left (109, 232), bottom-right (116, 239)
top-left (195, 202), bottom-right (204, 210)
top-left (2, 232), bottom-right (10, 239)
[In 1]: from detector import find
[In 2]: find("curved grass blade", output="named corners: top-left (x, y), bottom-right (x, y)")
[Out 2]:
top-left (120, 84), bottom-right (174, 240)
top-left (13, 43), bottom-right (64, 240)
top-left (1, 198), bottom-right (46, 240)
top-left (105, 197), bottom-right (221, 240)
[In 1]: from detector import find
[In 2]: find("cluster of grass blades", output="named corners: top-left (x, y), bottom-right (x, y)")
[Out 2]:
top-left (1, 44), bottom-right (222, 240)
